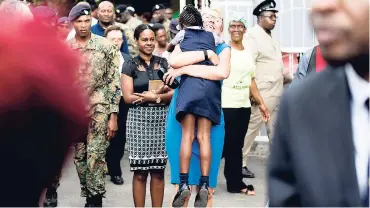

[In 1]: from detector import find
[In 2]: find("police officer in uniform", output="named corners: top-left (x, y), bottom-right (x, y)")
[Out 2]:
top-left (242, 0), bottom-right (284, 178)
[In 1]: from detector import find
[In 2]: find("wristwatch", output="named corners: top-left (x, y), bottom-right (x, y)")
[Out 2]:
top-left (156, 95), bottom-right (161, 104)
top-left (203, 50), bottom-right (209, 60)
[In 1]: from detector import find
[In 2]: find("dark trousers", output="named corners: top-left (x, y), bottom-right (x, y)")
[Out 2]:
top-left (106, 97), bottom-right (128, 177)
top-left (222, 108), bottom-right (251, 192)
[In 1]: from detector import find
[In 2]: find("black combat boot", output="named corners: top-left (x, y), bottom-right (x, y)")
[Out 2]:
top-left (85, 195), bottom-right (103, 207)
top-left (43, 189), bottom-right (58, 207)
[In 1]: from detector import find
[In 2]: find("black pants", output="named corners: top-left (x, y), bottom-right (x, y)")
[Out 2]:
top-left (222, 108), bottom-right (251, 192)
top-left (106, 97), bottom-right (128, 177)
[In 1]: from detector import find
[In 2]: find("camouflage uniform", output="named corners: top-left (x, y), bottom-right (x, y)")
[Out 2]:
top-left (68, 33), bottom-right (121, 197)
top-left (115, 22), bottom-right (138, 58)
top-left (162, 18), bottom-right (171, 41)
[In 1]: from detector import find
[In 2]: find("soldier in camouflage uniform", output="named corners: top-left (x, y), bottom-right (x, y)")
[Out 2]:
top-left (67, 3), bottom-right (121, 207)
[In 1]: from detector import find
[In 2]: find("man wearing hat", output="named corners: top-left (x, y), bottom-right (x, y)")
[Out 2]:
top-left (152, 4), bottom-right (171, 40)
top-left (31, 6), bottom-right (58, 27)
top-left (66, 2), bottom-right (98, 40)
top-left (56, 16), bottom-right (71, 40)
top-left (67, 3), bottom-right (121, 207)
top-left (115, 4), bottom-right (127, 23)
top-left (241, 0), bottom-right (284, 178)
top-left (117, 5), bottom-right (141, 30)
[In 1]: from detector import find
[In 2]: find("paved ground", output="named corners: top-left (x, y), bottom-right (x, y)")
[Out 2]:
top-left (54, 154), bottom-right (267, 207)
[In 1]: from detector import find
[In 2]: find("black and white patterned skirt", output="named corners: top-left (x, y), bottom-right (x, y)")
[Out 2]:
top-left (126, 106), bottom-right (168, 171)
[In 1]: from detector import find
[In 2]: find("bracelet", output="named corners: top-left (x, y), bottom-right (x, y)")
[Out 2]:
top-left (203, 50), bottom-right (209, 60)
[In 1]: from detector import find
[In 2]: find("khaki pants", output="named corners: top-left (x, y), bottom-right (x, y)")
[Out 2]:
top-left (242, 96), bottom-right (280, 167)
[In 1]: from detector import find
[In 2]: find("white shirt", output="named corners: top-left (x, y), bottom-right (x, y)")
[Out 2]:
top-left (345, 64), bottom-right (370, 203)
top-left (118, 52), bottom-right (125, 97)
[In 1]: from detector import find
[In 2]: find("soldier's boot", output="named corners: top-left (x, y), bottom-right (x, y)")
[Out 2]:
top-left (43, 189), bottom-right (58, 207)
top-left (85, 195), bottom-right (103, 207)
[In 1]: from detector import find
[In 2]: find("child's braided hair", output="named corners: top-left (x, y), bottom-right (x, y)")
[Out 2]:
top-left (178, 4), bottom-right (203, 29)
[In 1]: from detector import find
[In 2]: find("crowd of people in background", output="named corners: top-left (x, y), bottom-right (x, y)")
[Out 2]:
top-left (0, 0), bottom-right (368, 207)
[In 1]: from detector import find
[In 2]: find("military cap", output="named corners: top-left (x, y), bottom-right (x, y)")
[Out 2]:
top-left (68, 3), bottom-right (91, 21)
top-left (253, 0), bottom-right (278, 16)
top-left (58, 16), bottom-right (69, 25)
top-left (152, 4), bottom-right (165, 13)
top-left (115, 4), bottom-right (127, 15)
top-left (31, 6), bottom-right (57, 20)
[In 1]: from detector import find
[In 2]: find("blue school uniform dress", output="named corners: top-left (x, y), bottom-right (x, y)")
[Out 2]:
top-left (175, 28), bottom-right (222, 125)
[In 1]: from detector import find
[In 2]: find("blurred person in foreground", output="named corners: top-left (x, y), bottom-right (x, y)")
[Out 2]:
top-left (68, 3), bottom-right (121, 206)
top-left (0, 0), bottom-right (88, 207)
top-left (268, 0), bottom-right (369, 206)
top-left (43, 16), bottom-right (72, 208)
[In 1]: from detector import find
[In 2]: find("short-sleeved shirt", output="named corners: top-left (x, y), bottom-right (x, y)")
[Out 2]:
top-left (122, 55), bottom-right (169, 94)
top-left (222, 47), bottom-right (256, 108)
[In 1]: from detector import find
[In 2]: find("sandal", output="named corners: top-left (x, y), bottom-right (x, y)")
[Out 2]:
top-left (241, 185), bottom-right (255, 196)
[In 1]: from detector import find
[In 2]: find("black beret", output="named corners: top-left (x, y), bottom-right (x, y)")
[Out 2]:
top-left (152, 4), bottom-right (165, 13)
top-left (58, 17), bottom-right (70, 25)
top-left (31, 6), bottom-right (58, 20)
top-left (115, 4), bottom-right (127, 15)
top-left (253, 0), bottom-right (278, 16)
top-left (68, 3), bottom-right (91, 21)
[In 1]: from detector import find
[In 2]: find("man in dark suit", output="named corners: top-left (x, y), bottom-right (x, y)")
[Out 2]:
top-left (268, 0), bottom-right (369, 206)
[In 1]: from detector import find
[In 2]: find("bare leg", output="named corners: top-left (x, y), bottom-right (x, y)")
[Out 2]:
top-left (197, 117), bottom-right (212, 176)
top-left (132, 170), bottom-right (148, 207)
top-left (150, 170), bottom-right (165, 207)
top-left (180, 114), bottom-right (196, 173)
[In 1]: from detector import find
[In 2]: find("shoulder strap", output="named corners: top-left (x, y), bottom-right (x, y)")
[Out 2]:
top-left (307, 46), bottom-right (317, 74)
